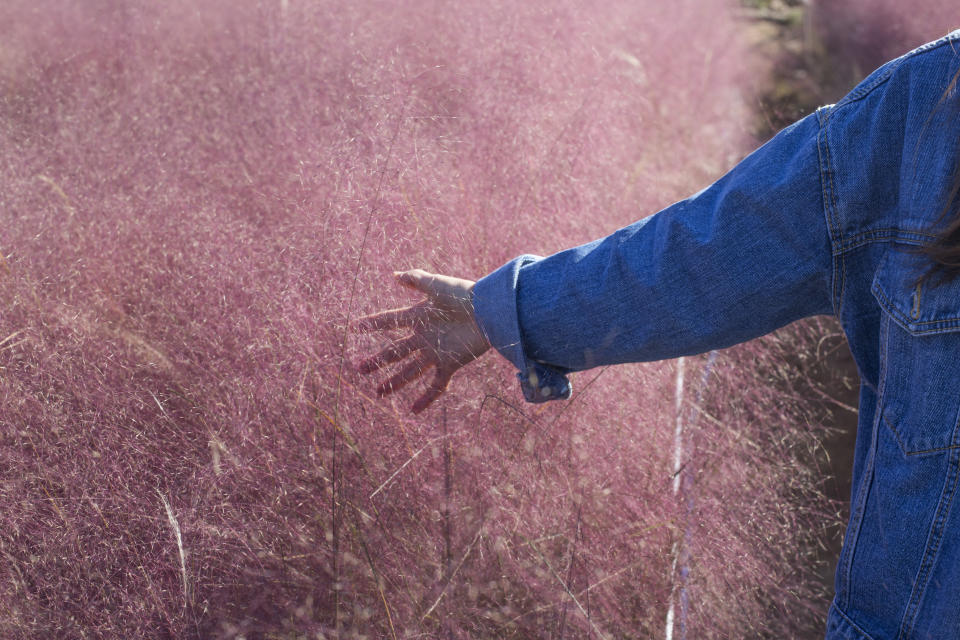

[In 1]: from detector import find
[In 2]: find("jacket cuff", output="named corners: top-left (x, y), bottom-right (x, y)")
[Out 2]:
top-left (473, 255), bottom-right (572, 403)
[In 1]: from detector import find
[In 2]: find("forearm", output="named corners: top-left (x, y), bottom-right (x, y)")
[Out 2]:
top-left (474, 111), bottom-right (835, 399)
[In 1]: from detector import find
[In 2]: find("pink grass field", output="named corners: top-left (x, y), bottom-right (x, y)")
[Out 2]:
top-left (0, 0), bottom-right (930, 637)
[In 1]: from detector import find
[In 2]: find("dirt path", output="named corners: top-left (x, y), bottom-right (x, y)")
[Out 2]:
top-left (742, 0), bottom-right (863, 615)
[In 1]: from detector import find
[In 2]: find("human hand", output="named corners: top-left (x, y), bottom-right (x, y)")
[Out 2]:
top-left (356, 269), bottom-right (491, 413)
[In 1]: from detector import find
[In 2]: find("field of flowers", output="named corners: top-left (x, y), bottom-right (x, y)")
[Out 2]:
top-left (0, 0), bottom-right (954, 638)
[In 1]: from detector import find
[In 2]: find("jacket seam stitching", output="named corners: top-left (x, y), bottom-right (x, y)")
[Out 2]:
top-left (838, 319), bottom-right (884, 610)
top-left (840, 230), bottom-right (939, 253)
top-left (831, 602), bottom-right (878, 639)
top-left (818, 108), bottom-right (844, 318)
top-left (879, 411), bottom-right (960, 455)
top-left (897, 446), bottom-right (960, 639)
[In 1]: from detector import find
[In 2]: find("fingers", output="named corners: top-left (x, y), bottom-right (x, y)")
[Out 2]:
top-left (395, 270), bottom-right (473, 309)
top-left (358, 269), bottom-right (474, 413)
top-left (358, 335), bottom-right (423, 374)
top-left (394, 269), bottom-right (434, 293)
top-left (355, 304), bottom-right (425, 332)
top-left (361, 345), bottom-right (455, 413)
top-left (411, 367), bottom-right (452, 414)
top-left (375, 353), bottom-right (433, 398)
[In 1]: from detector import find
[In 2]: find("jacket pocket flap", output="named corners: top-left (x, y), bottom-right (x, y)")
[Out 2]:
top-left (871, 249), bottom-right (960, 335)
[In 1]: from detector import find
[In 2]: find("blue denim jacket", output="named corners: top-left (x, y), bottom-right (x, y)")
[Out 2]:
top-left (473, 31), bottom-right (960, 639)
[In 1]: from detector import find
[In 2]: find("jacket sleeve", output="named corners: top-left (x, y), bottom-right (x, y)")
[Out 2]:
top-left (472, 111), bottom-right (835, 402)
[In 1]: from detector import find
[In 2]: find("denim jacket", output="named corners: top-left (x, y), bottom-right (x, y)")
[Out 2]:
top-left (473, 31), bottom-right (960, 639)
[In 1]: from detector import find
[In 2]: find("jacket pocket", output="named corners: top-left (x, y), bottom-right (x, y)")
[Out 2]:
top-left (871, 248), bottom-right (960, 455)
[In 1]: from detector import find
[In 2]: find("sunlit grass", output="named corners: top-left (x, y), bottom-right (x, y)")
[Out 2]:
top-left (0, 0), bottom-right (867, 637)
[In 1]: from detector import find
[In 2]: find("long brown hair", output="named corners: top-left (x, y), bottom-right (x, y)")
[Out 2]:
top-left (920, 165), bottom-right (960, 280)
top-left (919, 65), bottom-right (960, 283)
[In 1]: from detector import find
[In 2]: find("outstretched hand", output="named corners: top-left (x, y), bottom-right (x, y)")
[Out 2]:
top-left (356, 269), bottom-right (491, 413)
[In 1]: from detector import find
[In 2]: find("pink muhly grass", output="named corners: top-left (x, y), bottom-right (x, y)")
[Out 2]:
top-left (810, 0), bottom-right (958, 82)
top-left (1, 0), bottom-right (843, 638)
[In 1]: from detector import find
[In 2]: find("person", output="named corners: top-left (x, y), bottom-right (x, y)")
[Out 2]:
top-left (358, 31), bottom-right (960, 640)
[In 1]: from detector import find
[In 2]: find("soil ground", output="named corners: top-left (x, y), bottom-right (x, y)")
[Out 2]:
top-left (741, 0), bottom-right (864, 614)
